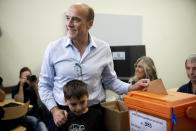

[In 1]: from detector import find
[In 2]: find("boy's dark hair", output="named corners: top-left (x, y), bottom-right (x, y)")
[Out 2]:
top-left (63, 80), bottom-right (88, 100)
top-left (19, 67), bottom-right (31, 78)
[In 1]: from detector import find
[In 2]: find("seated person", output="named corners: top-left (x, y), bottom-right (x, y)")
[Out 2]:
top-left (117, 56), bottom-right (157, 101)
top-left (0, 76), bottom-right (5, 101)
top-left (129, 56), bottom-right (158, 84)
top-left (177, 54), bottom-right (196, 94)
top-left (0, 89), bottom-right (5, 101)
top-left (12, 67), bottom-right (48, 131)
top-left (56, 80), bottom-right (102, 131)
top-left (0, 76), bottom-right (4, 90)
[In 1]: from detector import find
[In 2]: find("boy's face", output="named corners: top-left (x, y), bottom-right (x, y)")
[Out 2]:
top-left (65, 95), bottom-right (88, 115)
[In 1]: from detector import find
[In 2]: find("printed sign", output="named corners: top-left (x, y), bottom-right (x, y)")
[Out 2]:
top-left (112, 52), bottom-right (125, 60)
top-left (129, 110), bottom-right (167, 131)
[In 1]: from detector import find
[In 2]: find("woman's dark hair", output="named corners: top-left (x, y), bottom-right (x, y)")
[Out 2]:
top-left (19, 67), bottom-right (31, 78)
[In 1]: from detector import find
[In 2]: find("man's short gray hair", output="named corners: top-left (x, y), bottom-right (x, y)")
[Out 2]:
top-left (87, 6), bottom-right (94, 21)
top-left (185, 54), bottom-right (196, 66)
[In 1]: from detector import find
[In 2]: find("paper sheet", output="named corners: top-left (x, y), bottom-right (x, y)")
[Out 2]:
top-left (147, 79), bottom-right (168, 95)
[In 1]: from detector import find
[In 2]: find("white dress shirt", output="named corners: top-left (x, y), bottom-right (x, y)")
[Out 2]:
top-left (38, 34), bottom-right (129, 111)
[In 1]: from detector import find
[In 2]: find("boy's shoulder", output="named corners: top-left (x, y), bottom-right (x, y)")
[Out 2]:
top-left (88, 108), bottom-right (102, 115)
top-left (83, 108), bottom-right (102, 118)
top-left (68, 108), bottom-right (101, 118)
top-left (57, 108), bottom-right (102, 131)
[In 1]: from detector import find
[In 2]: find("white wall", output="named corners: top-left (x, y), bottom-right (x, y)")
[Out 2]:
top-left (0, 0), bottom-right (196, 90)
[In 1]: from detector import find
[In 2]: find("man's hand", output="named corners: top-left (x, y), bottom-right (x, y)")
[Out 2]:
top-left (128, 79), bottom-right (150, 92)
top-left (51, 106), bottom-right (68, 127)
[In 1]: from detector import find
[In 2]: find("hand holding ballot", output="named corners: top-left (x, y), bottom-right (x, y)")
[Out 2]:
top-left (128, 79), bottom-right (150, 92)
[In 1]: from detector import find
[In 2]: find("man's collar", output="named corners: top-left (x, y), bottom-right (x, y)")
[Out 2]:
top-left (64, 33), bottom-right (97, 48)
top-left (89, 33), bottom-right (97, 48)
top-left (64, 37), bottom-right (72, 47)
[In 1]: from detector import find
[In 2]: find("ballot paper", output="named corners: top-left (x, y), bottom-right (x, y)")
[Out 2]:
top-left (147, 79), bottom-right (168, 95)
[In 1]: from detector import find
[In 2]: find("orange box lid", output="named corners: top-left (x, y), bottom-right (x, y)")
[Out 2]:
top-left (124, 90), bottom-right (196, 119)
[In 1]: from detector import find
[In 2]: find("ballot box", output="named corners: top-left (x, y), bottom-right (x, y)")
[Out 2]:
top-left (124, 90), bottom-right (196, 131)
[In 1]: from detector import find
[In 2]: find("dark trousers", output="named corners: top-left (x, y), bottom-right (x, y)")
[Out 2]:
top-left (48, 103), bottom-right (104, 131)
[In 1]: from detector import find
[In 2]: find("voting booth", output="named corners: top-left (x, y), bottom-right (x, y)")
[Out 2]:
top-left (124, 90), bottom-right (196, 131)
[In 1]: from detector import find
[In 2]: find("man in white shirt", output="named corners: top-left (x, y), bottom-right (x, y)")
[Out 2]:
top-left (38, 3), bottom-right (149, 130)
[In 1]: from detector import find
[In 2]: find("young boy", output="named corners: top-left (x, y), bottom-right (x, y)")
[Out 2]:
top-left (56, 80), bottom-right (103, 131)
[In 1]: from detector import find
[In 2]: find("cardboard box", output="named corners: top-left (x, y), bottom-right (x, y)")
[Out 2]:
top-left (101, 100), bottom-right (129, 131)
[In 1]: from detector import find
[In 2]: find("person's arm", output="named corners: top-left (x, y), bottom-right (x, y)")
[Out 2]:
top-left (31, 81), bottom-right (40, 100)
top-left (38, 42), bottom-right (68, 127)
top-left (101, 45), bottom-right (149, 94)
top-left (14, 80), bottom-right (25, 103)
top-left (33, 84), bottom-right (40, 100)
top-left (101, 44), bottom-right (128, 94)
top-left (0, 88), bottom-right (5, 101)
top-left (50, 106), bottom-right (68, 127)
top-left (128, 79), bottom-right (150, 92)
top-left (0, 76), bottom-right (5, 101)
top-left (38, 43), bottom-right (57, 111)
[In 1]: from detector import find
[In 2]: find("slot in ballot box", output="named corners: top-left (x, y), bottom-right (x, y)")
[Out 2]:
top-left (124, 90), bottom-right (196, 131)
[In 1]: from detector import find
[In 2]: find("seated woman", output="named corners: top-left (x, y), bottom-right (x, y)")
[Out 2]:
top-left (129, 56), bottom-right (158, 84)
top-left (117, 56), bottom-right (158, 101)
